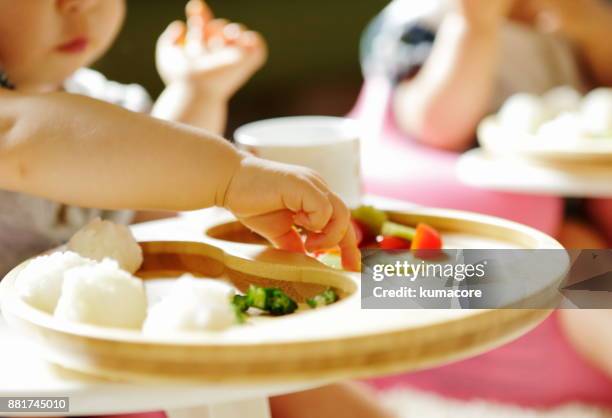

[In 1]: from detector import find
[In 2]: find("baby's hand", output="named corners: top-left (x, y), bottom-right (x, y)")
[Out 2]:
top-left (156, 0), bottom-right (267, 99)
top-left (222, 155), bottom-right (361, 272)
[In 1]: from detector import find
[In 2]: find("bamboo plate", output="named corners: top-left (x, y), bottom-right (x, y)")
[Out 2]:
top-left (0, 208), bottom-right (567, 384)
top-left (478, 116), bottom-right (612, 163)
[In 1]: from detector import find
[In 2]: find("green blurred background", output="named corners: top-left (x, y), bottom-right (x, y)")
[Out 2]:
top-left (94, 0), bottom-right (388, 135)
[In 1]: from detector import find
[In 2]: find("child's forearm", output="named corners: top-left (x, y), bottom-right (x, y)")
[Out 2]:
top-left (152, 82), bottom-right (228, 135)
top-left (0, 90), bottom-right (241, 211)
top-left (393, 14), bottom-right (501, 151)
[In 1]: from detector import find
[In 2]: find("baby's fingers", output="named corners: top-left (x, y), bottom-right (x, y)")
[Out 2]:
top-left (303, 193), bottom-right (350, 252)
top-left (160, 20), bottom-right (187, 46)
top-left (239, 210), bottom-right (305, 253)
top-left (239, 30), bottom-right (266, 50)
top-left (204, 18), bottom-right (229, 50)
top-left (186, 0), bottom-right (213, 50)
top-left (339, 222), bottom-right (362, 272)
top-left (222, 23), bottom-right (246, 45)
top-left (283, 177), bottom-right (333, 233)
top-left (186, 0), bottom-right (213, 23)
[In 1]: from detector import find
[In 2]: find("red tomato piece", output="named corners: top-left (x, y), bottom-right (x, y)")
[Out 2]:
top-left (410, 223), bottom-right (443, 259)
top-left (377, 235), bottom-right (411, 250)
top-left (410, 223), bottom-right (443, 250)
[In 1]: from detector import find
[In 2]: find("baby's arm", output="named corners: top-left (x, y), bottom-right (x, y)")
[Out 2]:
top-left (0, 89), bottom-right (239, 211)
top-left (0, 90), bottom-right (360, 270)
top-left (393, 0), bottom-right (514, 151)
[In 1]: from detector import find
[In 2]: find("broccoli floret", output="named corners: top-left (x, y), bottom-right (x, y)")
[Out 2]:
top-left (231, 294), bottom-right (249, 323)
top-left (245, 285), bottom-right (298, 316)
top-left (232, 294), bottom-right (249, 313)
top-left (233, 304), bottom-right (247, 324)
top-left (306, 288), bottom-right (339, 308)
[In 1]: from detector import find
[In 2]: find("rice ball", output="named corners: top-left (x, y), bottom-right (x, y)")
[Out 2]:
top-left (537, 112), bottom-right (583, 144)
top-left (54, 259), bottom-right (147, 329)
top-left (542, 86), bottom-right (582, 117)
top-left (580, 88), bottom-right (612, 137)
top-left (498, 93), bottom-right (550, 134)
top-left (15, 251), bottom-right (94, 313)
top-left (143, 275), bottom-right (236, 334)
top-left (68, 218), bottom-right (143, 274)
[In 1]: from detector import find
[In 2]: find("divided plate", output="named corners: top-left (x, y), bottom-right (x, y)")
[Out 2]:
top-left (0, 208), bottom-right (567, 383)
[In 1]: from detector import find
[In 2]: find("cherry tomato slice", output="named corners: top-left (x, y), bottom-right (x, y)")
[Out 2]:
top-left (377, 235), bottom-right (411, 250)
top-left (410, 223), bottom-right (443, 250)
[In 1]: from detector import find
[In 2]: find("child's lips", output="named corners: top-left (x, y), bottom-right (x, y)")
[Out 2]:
top-left (57, 37), bottom-right (89, 54)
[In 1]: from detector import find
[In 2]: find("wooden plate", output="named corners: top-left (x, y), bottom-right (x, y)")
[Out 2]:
top-left (478, 116), bottom-right (612, 163)
top-left (0, 208), bottom-right (567, 383)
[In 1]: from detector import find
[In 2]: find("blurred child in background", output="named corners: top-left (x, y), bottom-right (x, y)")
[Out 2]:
top-left (293, 1), bottom-right (612, 417)
top-left (362, 0), bottom-right (612, 248)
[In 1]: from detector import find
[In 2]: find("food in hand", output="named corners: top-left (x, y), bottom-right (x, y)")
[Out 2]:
top-left (54, 259), bottom-right (147, 330)
top-left (143, 275), bottom-right (237, 334)
top-left (306, 288), bottom-right (339, 308)
top-left (68, 218), bottom-right (143, 274)
top-left (15, 251), bottom-right (94, 314)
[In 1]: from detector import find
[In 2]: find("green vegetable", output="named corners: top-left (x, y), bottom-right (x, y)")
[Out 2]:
top-left (233, 305), bottom-right (247, 324)
top-left (307, 288), bottom-right (339, 308)
top-left (231, 294), bottom-right (249, 323)
top-left (232, 294), bottom-right (249, 313)
top-left (381, 221), bottom-right (416, 241)
top-left (351, 205), bottom-right (388, 235)
top-left (245, 285), bottom-right (298, 316)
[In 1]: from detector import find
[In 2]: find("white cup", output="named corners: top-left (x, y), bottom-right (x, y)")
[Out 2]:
top-left (234, 116), bottom-right (363, 208)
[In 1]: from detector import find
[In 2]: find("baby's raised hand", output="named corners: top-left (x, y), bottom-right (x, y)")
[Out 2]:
top-left (222, 155), bottom-right (361, 272)
top-left (156, 0), bottom-right (267, 99)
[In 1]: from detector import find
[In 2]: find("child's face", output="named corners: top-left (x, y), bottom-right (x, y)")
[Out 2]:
top-left (0, 0), bottom-right (125, 91)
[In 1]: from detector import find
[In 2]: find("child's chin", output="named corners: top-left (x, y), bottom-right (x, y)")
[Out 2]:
top-left (44, 60), bottom-right (90, 83)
